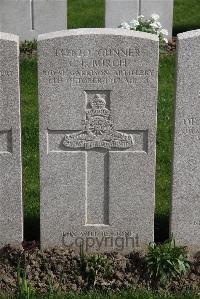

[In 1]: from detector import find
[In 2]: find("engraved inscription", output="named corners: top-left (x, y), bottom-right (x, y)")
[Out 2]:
top-left (42, 46), bottom-right (154, 86)
top-left (62, 231), bottom-right (140, 251)
top-left (62, 94), bottom-right (134, 150)
top-left (63, 230), bottom-right (137, 237)
top-left (193, 219), bottom-right (200, 226)
top-left (0, 70), bottom-right (14, 79)
top-left (44, 68), bottom-right (153, 85)
top-left (182, 116), bottom-right (200, 137)
top-left (54, 47), bottom-right (140, 58)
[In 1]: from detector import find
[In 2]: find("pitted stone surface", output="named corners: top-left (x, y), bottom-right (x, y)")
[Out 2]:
top-left (38, 28), bottom-right (158, 252)
top-left (0, 33), bottom-right (23, 247)
top-left (171, 30), bottom-right (200, 253)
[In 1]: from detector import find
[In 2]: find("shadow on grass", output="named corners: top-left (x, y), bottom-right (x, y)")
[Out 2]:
top-left (154, 214), bottom-right (169, 243)
top-left (173, 25), bottom-right (200, 36)
top-left (24, 215), bottom-right (40, 242)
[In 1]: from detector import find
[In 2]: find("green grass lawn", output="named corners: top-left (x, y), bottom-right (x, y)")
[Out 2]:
top-left (68, 0), bottom-right (104, 28)
top-left (21, 0), bottom-right (199, 242)
top-left (68, 0), bottom-right (200, 34)
top-left (173, 0), bottom-right (200, 35)
top-left (20, 57), bottom-right (39, 241)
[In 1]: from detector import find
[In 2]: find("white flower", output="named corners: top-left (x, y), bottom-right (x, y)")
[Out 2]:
top-left (150, 21), bottom-right (162, 29)
top-left (151, 13), bottom-right (160, 21)
top-left (138, 14), bottom-right (144, 20)
top-left (155, 21), bottom-right (162, 28)
top-left (120, 22), bottom-right (131, 29)
top-left (130, 19), bottom-right (139, 29)
top-left (160, 29), bottom-right (168, 36)
top-left (149, 22), bottom-right (158, 29)
top-left (163, 38), bottom-right (168, 44)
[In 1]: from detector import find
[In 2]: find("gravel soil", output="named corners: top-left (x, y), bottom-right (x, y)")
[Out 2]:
top-left (0, 245), bottom-right (199, 295)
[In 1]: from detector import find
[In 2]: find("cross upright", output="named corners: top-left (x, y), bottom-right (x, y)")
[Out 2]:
top-left (0, 130), bottom-right (12, 154)
top-left (48, 91), bottom-right (148, 226)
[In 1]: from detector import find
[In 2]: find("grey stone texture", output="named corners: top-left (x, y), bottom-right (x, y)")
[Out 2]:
top-left (105, 0), bottom-right (139, 29)
top-left (171, 30), bottom-right (200, 253)
top-left (38, 28), bottom-right (159, 252)
top-left (105, 0), bottom-right (174, 38)
top-left (0, 33), bottom-right (23, 247)
top-left (140, 0), bottom-right (174, 38)
top-left (0, 0), bottom-right (67, 41)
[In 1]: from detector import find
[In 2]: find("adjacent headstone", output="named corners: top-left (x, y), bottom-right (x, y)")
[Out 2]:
top-left (0, 0), bottom-right (67, 41)
top-left (105, 0), bottom-right (139, 29)
top-left (171, 30), bottom-right (200, 253)
top-left (0, 33), bottom-right (23, 247)
top-left (141, 0), bottom-right (174, 39)
top-left (105, 0), bottom-right (173, 38)
top-left (39, 29), bottom-right (159, 252)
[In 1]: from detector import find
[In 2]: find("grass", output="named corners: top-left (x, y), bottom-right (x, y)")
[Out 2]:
top-left (20, 57), bottom-right (40, 241)
top-left (173, 0), bottom-right (200, 35)
top-left (0, 290), bottom-right (199, 299)
top-left (155, 54), bottom-right (176, 242)
top-left (68, 0), bottom-right (104, 29)
top-left (20, 0), bottom-right (199, 243)
top-left (67, 0), bottom-right (200, 35)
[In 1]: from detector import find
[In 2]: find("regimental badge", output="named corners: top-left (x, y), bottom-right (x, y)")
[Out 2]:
top-left (62, 94), bottom-right (134, 150)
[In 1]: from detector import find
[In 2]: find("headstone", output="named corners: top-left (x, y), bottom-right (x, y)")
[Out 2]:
top-left (0, 0), bottom-right (67, 41)
top-left (0, 32), bottom-right (23, 247)
top-left (38, 28), bottom-right (159, 252)
top-left (105, 0), bottom-right (173, 38)
top-left (171, 30), bottom-right (200, 253)
top-left (140, 0), bottom-right (174, 39)
top-left (105, 0), bottom-right (139, 29)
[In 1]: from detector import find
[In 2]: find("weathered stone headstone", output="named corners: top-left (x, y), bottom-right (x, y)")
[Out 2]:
top-left (0, 33), bottom-right (23, 247)
top-left (38, 29), bottom-right (159, 252)
top-left (171, 30), bottom-right (200, 252)
top-left (105, 0), bottom-right (173, 38)
top-left (0, 0), bottom-right (67, 41)
top-left (140, 0), bottom-right (174, 38)
top-left (105, 0), bottom-right (139, 29)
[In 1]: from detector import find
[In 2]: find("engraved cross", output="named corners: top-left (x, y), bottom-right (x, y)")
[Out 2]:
top-left (47, 92), bottom-right (148, 226)
top-left (0, 130), bottom-right (12, 154)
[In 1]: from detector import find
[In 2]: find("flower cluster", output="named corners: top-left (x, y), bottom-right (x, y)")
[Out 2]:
top-left (120, 14), bottom-right (168, 45)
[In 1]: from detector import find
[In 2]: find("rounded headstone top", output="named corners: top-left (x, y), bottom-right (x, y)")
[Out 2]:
top-left (178, 29), bottom-right (200, 40)
top-left (38, 28), bottom-right (159, 42)
top-left (0, 32), bottom-right (19, 42)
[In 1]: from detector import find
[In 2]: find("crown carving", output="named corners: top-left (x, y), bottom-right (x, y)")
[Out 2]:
top-left (87, 94), bottom-right (110, 119)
